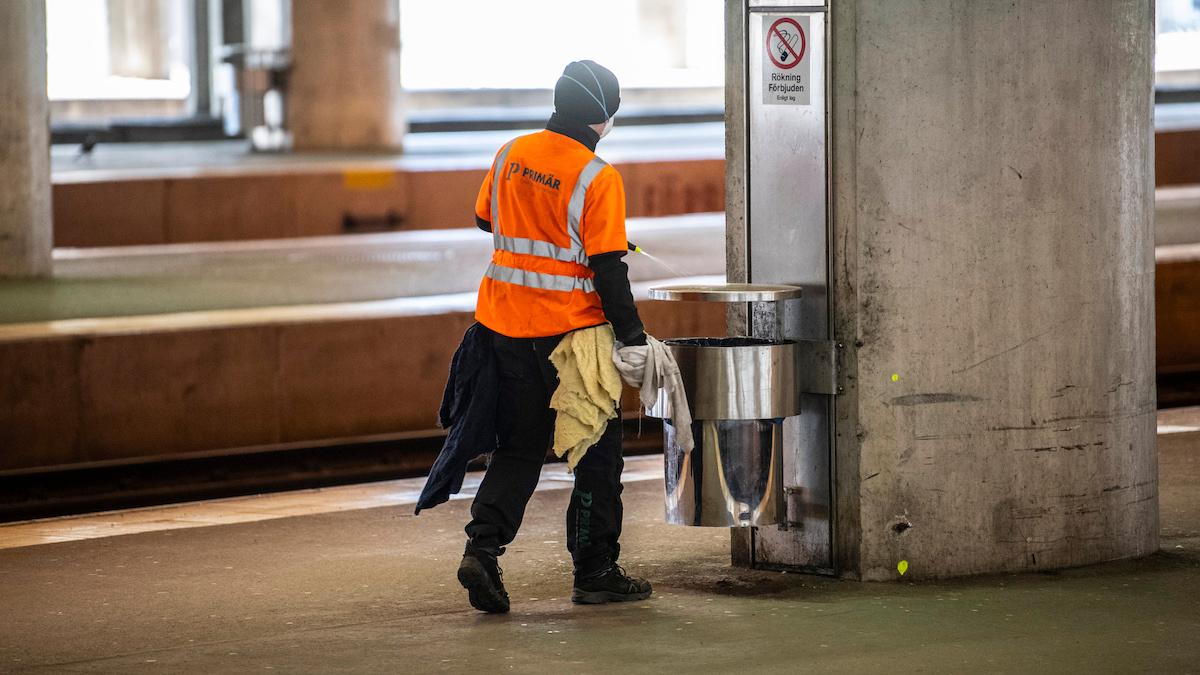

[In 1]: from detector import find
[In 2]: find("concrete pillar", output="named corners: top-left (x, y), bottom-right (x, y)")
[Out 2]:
top-left (829, 0), bottom-right (1157, 579)
top-left (289, 0), bottom-right (404, 151)
top-left (0, 1), bottom-right (52, 278)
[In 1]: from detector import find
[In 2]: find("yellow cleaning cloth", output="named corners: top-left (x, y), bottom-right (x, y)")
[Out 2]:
top-left (549, 324), bottom-right (623, 470)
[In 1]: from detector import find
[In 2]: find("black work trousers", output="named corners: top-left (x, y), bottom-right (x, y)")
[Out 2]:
top-left (465, 330), bottom-right (625, 577)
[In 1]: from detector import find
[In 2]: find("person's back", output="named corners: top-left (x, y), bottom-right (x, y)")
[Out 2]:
top-left (475, 127), bottom-right (628, 338)
top-left (450, 60), bottom-right (654, 614)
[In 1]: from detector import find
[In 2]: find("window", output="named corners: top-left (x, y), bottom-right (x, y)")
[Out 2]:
top-left (46, 0), bottom-right (196, 123)
top-left (48, 1), bottom-right (1190, 136)
top-left (398, 0), bottom-right (723, 111)
top-left (1157, 0), bottom-right (1200, 92)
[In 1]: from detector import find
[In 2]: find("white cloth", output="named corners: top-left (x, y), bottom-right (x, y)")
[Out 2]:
top-left (612, 336), bottom-right (694, 454)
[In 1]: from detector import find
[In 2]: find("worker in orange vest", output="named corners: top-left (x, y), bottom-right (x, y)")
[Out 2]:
top-left (456, 61), bottom-right (652, 613)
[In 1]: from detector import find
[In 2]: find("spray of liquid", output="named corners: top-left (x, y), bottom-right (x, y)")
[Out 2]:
top-left (629, 242), bottom-right (686, 278)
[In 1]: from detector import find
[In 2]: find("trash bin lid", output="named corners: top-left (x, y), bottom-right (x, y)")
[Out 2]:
top-left (647, 283), bottom-right (802, 302)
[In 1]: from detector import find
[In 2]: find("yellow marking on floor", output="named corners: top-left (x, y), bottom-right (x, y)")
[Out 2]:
top-left (5, 408), bottom-right (1194, 551)
top-left (0, 455), bottom-right (664, 550)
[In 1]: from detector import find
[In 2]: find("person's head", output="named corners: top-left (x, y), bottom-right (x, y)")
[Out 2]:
top-left (553, 60), bottom-right (620, 139)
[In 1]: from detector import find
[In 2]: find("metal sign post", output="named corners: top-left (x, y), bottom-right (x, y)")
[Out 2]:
top-left (727, 0), bottom-right (835, 574)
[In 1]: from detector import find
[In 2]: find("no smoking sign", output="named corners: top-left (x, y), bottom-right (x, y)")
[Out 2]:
top-left (763, 16), bottom-right (811, 106)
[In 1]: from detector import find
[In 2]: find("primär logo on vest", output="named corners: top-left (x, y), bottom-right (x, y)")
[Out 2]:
top-left (505, 161), bottom-right (562, 191)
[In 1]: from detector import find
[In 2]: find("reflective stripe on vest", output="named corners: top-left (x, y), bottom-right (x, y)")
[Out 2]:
top-left (488, 151), bottom-right (610, 272)
top-left (485, 262), bottom-right (597, 294)
top-left (492, 233), bottom-right (581, 263)
top-left (490, 140), bottom-right (515, 240)
top-left (565, 157), bottom-right (608, 257)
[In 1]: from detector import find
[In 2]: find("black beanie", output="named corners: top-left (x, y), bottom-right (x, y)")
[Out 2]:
top-left (553, 60), bottom-right (621, 125)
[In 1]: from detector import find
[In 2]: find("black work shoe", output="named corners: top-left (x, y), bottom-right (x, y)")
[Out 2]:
top-left (457, 545), bottom-right (510, 614)
top-left (571, 564), bottom-right (653, 605)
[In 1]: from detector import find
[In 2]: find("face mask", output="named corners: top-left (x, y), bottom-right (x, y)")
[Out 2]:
top-left (599, 116), bottom-right (614, 139)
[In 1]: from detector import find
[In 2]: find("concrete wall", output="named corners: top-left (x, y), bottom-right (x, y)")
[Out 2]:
top-left (0, 1), bottom-right (52, 277)
top-left (0, 299), bottom-right (724, 473)
top-left (830, 0), bottom-right (1158, 579)
top-left (1157, 244), bottom-right (1200, 374)
top-left (51, 159), bottom-right (725, 247)
top-left (1156, 129), bottom-right (1200, 186)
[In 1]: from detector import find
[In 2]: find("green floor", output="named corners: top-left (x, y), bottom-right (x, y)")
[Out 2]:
top-left (0, 217), bottom-right (722, 325)
top-left (1, 429), bottom-right (1196, 673)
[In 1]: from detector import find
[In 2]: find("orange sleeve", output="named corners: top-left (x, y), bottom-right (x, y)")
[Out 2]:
top-left (475, 150), bottom-right (500, 223)
top-left (581, 165), bottom-right (628, 257)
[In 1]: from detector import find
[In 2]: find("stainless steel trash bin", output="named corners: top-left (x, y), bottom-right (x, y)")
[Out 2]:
top-left (646, 284), bottom-right (802, 527)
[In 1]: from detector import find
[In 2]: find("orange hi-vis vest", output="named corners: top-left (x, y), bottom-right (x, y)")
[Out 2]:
top-left (474, 129), bottom-right (628, 338)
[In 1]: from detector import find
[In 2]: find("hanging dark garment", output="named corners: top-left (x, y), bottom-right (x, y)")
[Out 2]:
top-left (416, 323), bottom-right (499, 514)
